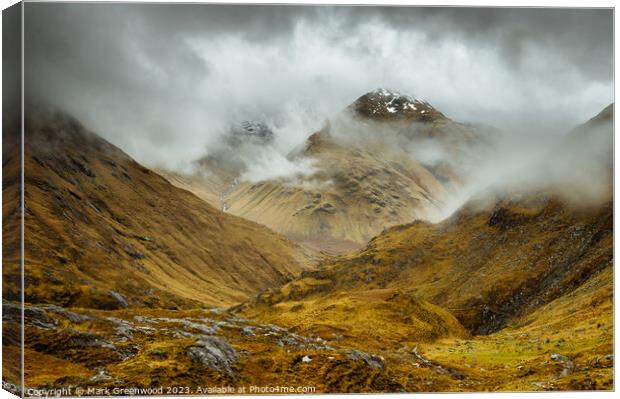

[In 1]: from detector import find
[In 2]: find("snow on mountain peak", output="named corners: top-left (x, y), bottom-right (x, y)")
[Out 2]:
top-left (352, 89), bottom-right (442, 121)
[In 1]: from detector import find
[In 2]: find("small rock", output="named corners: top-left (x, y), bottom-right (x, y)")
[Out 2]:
top-left (158, 317), bottom-right (218, 335)
top-left (67, 330), bottom-right (116, 349)
top-left (47, 306), bottom-right (94, 323)
top-left (106, 317), bottom-right (135, 341)
top-left (550, 353), bottom-right (569, 362)
top-left (241, 326), bottom-right (255, 336)
top-left (89, 369), bottom-right (112, 382)
top-left (133, 315), bottom-right (156, 324)
top-left (3, 303), bottom-right (56, 329)
top-left (302, 355), bottom-right (312, 363)
top-left (550, 353), bottom-right (574, 377)
top-left (109, 291), bottom-right (129, 309)
top-left (171, 330), bottom-right (194, 339)
top-left (123, 244), bottom-right (145, 260)
top-left (347, 350), bottom-right (384, 370)
top-left (183, 321), bottom-right (218, 335)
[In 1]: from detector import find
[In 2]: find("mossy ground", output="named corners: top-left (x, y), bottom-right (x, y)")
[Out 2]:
top-left (4, 282), bottom-right (610, 395)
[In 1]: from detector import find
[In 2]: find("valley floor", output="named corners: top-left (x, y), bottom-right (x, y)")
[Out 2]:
top-left (2, 286), bottom-right (613, 395)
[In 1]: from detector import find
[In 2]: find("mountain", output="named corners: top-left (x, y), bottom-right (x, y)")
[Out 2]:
top-left (219, 128), bottom-right (452, 252)
top-left (577, 103), bottom-right (613, 127)
top-left (2, 103), bottom-right (612, 394)
top-left (161, 127), bottom-right (450, 253)
top-left (2, 107), bottom-right (315, 310)
top-left (161, 89), bottom-right (486, 253)
top-left (566, 103), bottom-right (613, 168)
top-left (235, 105), bottom-right (613, 390)
top-left (536, 103), bottom-right (614, 206)
top-left (349, 88), bottom-right (486, 177)
top-left (351, 88), bottom-right (447, 122)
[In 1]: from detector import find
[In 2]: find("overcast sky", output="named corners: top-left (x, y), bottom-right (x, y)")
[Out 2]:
top-left (24, 3), bottom-right (613, 169)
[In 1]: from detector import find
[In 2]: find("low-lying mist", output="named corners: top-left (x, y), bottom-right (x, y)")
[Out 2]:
top-left (323, 107), bottom-right (613, 221)
top-left (438, 121), bottom-right (613, 219)
top-left (192, 101), bottom-right (612, 224)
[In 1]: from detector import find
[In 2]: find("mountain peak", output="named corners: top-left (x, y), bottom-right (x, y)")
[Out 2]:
top-left (351, 88), bottom-right (445, 122)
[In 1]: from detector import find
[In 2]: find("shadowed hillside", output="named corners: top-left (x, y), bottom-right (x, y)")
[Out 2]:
top-left (239, 193), bottom-right (611, 330)
top-left (2, 107), bottom-right (315, 310)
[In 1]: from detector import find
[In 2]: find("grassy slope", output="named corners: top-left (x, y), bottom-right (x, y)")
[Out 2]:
top-left (11, 305), bottom-right (407, 393)
top-left (227, 131), bottom-right (449, 251)
top-left (9, 259), bottom-right (611, 393)
top-left (163, 126), bottom-right (452, 254)
top-left (2, 110), bottom-right (314, 310)
top-left (2, 115), bottom-right (23, 388)
top-left (241, 195), bottom-right (611, 333)
top-left (239, 194), bottom-right (613, 390)
top-left (419, 266), bottom-right (613, 391)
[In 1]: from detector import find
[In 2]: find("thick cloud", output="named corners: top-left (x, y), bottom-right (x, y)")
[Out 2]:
top-left (24, 3), bottom-right (613, 170)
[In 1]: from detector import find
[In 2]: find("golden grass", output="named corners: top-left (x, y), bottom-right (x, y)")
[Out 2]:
top-left (163, 130), bottom-right (450, 254)
top-left (239, 195), bottom-right (613, 391)
top-left (3, 115), bottom-right (316, 311)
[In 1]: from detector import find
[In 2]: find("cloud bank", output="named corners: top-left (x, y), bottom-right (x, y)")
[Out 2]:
top-left (24, 3), bottom-right (612, 173)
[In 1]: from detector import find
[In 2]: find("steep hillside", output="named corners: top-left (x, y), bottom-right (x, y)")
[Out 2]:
top-left (2, 106), bottom-right (23, 390)
top-left (2, 107), bottom-right (314, 310)
top-left (575, 103), bottom-right (613, 128)
top-left (239, 193), bottom-right (611, 334)
top-left (161, 132), bottom-right (451, 254)
top-left (566, 103), bottom-right (613, 172)
top-left (221, 128), bottom-right (450, 253)
top-left (544, 103), bottom-right (614, 205)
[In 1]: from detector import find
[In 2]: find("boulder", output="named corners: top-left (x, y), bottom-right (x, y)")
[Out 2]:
top-left (187, 336), bottom-right (238, 374)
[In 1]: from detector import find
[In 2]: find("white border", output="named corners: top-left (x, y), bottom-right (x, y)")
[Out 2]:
top-left (0, 2), bottom-right (616, 399)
